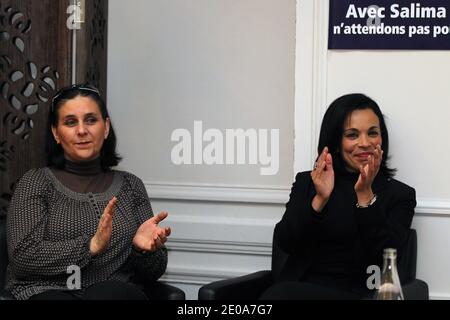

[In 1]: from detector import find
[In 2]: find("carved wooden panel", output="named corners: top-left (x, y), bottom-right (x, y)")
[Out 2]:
top-left (0, 0), bottom-right (71, 217)
top-left (76, 0), bottom-right (108, 100)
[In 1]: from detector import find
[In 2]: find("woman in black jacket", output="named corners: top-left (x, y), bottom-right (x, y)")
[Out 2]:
top-left (261, 93), bottom-right (415, 299)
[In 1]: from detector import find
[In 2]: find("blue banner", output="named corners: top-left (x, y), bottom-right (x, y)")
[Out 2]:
top-left (328, 0), bottom-right (450, 50)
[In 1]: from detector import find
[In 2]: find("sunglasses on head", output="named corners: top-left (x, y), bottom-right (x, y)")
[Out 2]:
top-left (51, 84), bottom-right (100, 112)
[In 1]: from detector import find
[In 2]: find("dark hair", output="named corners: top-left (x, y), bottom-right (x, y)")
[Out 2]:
top-left (46, 84), bottom-right (121, 169)
top-left (317, 93), bottom-right (396, 178)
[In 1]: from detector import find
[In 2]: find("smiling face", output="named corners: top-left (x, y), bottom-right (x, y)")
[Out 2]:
top-left (341, 108), bottom-right (382, 172)
top-left (51, 96), bottom-right (110, 163)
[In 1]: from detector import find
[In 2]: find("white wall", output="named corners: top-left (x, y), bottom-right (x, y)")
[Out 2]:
top-left (108, 0), bottom-right (295, 186)
top-left (108, 0), bottom-right (295, 299)
top-left (296, 0), bottom-right (450, 299)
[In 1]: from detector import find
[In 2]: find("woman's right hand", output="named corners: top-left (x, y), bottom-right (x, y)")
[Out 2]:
top-left (310, 147), bottom-right (334, 212)
top-left (89, 197), bottom-right (117, 256)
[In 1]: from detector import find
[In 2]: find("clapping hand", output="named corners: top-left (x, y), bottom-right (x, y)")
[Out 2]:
top-left (133, 212), bottom-right (171, 253)
top-left (354, 144), bottom-right (383, 203)
top-left (90, 197), bottom-right (117, 256)
top-left (311, 147), bottom-right (334, 212)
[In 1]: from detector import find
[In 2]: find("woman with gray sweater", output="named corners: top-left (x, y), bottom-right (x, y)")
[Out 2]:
top-left (6, 84), bottom-right (171, 300)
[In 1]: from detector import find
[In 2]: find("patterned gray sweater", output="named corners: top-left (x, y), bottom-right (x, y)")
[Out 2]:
top-left (6, 168), bottom-right (168, 300)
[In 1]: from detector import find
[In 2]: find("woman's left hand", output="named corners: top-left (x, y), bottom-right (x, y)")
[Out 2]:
top-left (354, 145), bottom-right (383, 202)
top-left (133, 212), bottom-right (171, 253)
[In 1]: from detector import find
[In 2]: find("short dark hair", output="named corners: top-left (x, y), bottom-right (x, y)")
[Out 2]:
top-left (317, 93), bottom-right (396, 178)
top-left (46, 84), bottom-right (121, 169)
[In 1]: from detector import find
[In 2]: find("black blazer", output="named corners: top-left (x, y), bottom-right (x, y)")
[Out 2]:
top-left (274, 170), bottom-right (416, 287)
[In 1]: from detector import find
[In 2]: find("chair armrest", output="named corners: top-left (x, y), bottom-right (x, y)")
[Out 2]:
top-left (0, 289), bottom-right (15, 300)
top-left (143, 281), bottom-right (185, 300)
top-left (403, 279), bottom-right (429, 300)
top-left (0, 283), bottom-right (185, 301)
top-left (198, 270), bottom-right (274, 300)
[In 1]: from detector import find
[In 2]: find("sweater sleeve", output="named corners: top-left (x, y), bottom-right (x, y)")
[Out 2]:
top-left (355, 181), bottom-right (416, 269)
top-left (274, 171), bottom-right (327, 255)
top-left (6, 169), bottom-right (93, 278)
top-left (127, 174), bottom-right (168, 282)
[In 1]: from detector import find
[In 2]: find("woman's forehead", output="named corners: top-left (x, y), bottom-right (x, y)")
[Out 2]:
top-left (343, 109), bottom-right (380, 129)
top-left (58, 96), bottom-right (101, 116)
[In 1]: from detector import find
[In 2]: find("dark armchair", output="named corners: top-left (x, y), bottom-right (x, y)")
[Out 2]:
top-left (198, 228), bottom-right (429, 300)
top-left (0, 218), bottom-right (185, 300)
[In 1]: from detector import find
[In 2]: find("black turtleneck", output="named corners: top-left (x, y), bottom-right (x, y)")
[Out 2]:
top-left (50, 158), bottom-right (114, 194)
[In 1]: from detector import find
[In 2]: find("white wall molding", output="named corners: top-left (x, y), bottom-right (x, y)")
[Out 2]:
top-left (164, 212), bottom-right (277, 247)
top-left (168, 238), bottom-right (271, 256)
top-left (146, 182), bottom-right (290, 204)
top-left (415, 199), bottom-right (450, 216)
top-left (428, 293), bottom-right (450, 300)
top-left (161, 266), bottom-right (250, 286)
top-left (311, 0), bottom-right (330, 160)
top-left (147, 181), bottom-right (450, 216)
top-left (294, 0), bottom-right (329, 173)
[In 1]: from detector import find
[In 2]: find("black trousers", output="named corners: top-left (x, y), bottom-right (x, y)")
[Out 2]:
top-left (29, 280), bottom-right (148, 300)
top-left (259, 281), bottom-right (364, 300)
